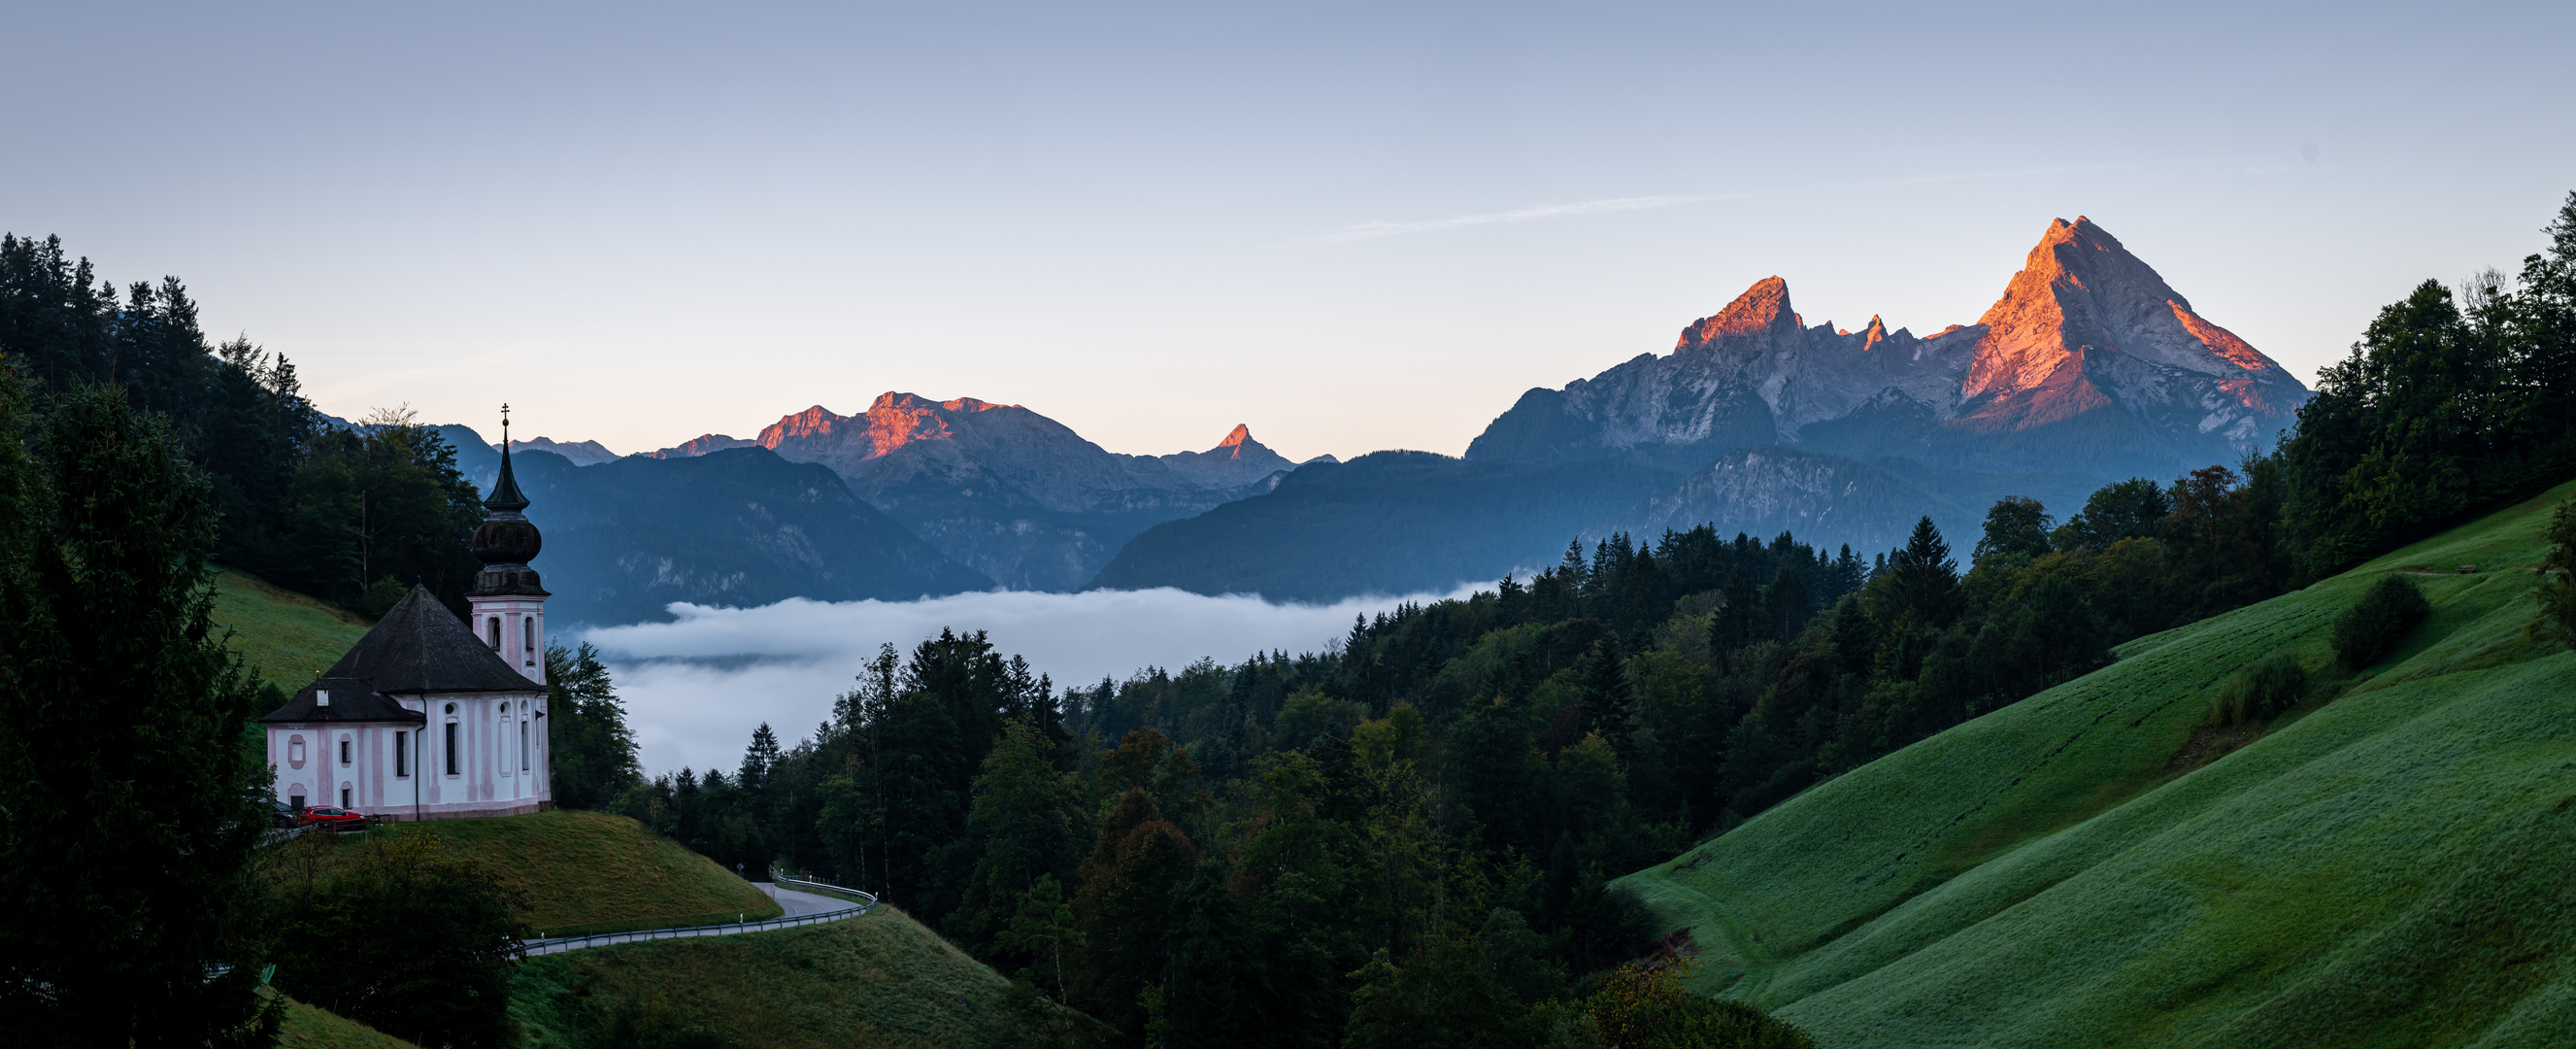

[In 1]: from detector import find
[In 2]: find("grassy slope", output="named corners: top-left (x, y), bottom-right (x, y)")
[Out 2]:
top-left (210, 567), bottom-right (373, 688)
top-left (408, 810), bottom-right (781, 933)
top-left (513, 905), bottom-right (1091, 1049)
top-left (268, 990), bottom-right (423, 1049)
top-left (1619, 480), bottom-right (2576, 1049)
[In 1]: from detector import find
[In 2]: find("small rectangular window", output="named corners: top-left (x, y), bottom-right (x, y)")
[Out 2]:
top-left (521, 720), bottom-right (530, 771)
top-left (395, 731), bottom-right (408, 777)
top-left (341, 787), bottom-right (351, 808)
top-left (487, 618), bottom-right (501, 650)
top-left (446, 722), bottom-right (459, 775)
top-left (340, 739), bottom-right (351, 765)
top-left (524, 619), bottom-right (536, 666)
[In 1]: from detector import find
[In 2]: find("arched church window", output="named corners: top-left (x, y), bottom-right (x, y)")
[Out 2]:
top-left (339, 737), bottom-right (351, 765)
top-left (446, 721), bottom-right (459, 776)
top-left (520, 720), bottom-right (530, 771)
top-left (524, 619), bottom-right (536, 665)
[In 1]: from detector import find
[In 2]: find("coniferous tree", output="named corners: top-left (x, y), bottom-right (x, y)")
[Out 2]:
top-left (545, 642), bottom-right (642, 810)
top-left (947, 720), bottom-right (1087, 958)
top-left (0, 380), bottom-right (278, 1046)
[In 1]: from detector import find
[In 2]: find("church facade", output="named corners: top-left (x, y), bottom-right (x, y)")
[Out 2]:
top-left (260, 433), bottom-right (556, 821)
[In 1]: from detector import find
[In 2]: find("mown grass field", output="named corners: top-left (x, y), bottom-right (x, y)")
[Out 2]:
top-left (1619, 480), bottom-right (2576, 1048)
top-left (512, 904), bottom-right (1094, 1049)
top-left (267, 989), bottom-right (421, 1049)
top-left (209, 567), bottom-right (373, 688)
top-left (404, 809), bottom-right (782, 934)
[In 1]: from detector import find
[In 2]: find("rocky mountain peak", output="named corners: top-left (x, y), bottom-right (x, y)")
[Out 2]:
top-left (1217, 423), bottom-right (1254, 450)
top-left (649, 433), bottom-right (756, 459)
top-left (1469, 215), bottom-right (2310, 477)
top-left (1964, 217), bottom-right (2294, 403)
top-left (1677, 276), bottom-right (1799, 348)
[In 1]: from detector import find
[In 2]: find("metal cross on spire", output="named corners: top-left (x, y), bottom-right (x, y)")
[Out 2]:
top-left (501, 403), bottom-right (511, 445)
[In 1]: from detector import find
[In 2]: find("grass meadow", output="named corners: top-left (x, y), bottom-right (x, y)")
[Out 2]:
top-left (403, 809), bottom-right (783, 935)
top-left (1619, 480), bottom-right (2576, 1048)
top-left (210, 567), bottom-right (374, 688)
top-left (512, 905), bottom-right (1095, 1049)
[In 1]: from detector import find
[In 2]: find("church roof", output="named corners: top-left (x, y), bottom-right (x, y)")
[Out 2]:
top-left (258, 677), bottom-right (426, 725)
top-left (311, 585), bottom-right (542, 694)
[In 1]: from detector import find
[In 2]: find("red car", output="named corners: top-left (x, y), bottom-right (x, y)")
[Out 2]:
top-left (298, 806), bottom-right (367, 832)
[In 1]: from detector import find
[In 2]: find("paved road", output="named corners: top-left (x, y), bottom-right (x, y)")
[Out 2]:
top-left (755, 882), bottom-right (851, 918)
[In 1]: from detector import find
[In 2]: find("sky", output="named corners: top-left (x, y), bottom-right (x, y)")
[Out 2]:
top-left (6, 2), bottom-right (2573, 463)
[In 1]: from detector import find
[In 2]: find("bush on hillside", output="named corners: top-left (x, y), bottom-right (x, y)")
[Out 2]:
top-left (2211, 649), bottom-right (2308, 727)
top-left (261, 832), bottom-right (527, 1049)
top-left (2534, 494), bottom-right (2575, 645)
top-left (2331, 575), bottom-right (2432, 667)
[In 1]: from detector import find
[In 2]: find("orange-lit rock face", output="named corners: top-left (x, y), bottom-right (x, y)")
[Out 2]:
top-left (1217, 423), bottom-right (1253, 450)
top-left (755, 393), bottom-right (1034, 465)
top-left (2168, 302), bottom-right (2277, 372)
top-left (1677, 276), bottom-right (1797, 348)
top-left (1963, 217), bottom-right (2294, 408)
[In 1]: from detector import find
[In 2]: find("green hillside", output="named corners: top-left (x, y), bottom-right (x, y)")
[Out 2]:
top-left (1620, 481), bottom-right (2576, 1048)
top-left (405, 809), bottom-right (781, 935)
top-left (511, 905), bottom-right (1095, 1048)
top-left (210, 567), bottom-right (373, 687)
top-left (268, 990), bottom-right (422, 1049)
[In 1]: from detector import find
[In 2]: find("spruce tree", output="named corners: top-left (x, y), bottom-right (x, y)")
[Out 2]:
top-left (0, 380), bottom-right (277, 1046)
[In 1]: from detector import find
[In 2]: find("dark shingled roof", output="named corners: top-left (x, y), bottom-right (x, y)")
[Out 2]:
top-left (311, 585), bottom-right (542, 694)
top-left (258, 677), bottom-right (426, 725)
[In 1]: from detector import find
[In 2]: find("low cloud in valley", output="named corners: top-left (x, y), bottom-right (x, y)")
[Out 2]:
top-left (580, 586), bottom-right (1474, 775)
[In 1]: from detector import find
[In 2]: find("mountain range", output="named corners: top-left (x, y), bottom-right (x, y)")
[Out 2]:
top-left (1470, 217), bottom-right (2309, 478)
top-left (437, 216), bottom-right (2305, 611)
top-left (652, 394), bottom-right (1297, 590)
top-left (1101, 218), bottom-right (2311, 598)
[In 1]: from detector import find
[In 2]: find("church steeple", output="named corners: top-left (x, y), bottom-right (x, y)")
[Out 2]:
top-left (467, 404), bottom-right (550, 683)
top-left (485, 407), bottom-right (531, 513)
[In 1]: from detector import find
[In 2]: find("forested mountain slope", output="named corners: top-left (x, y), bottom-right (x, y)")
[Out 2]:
top-left (1621, 480), bottom-right (2576, 1048)
top-left (1088, 450), bottom-right (1681, 599)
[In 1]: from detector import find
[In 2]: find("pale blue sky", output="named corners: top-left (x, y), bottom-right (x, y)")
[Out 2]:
top-left (6, 1), bottom-right (2571, 461)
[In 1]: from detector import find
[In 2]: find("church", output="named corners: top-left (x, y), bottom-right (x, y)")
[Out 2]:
top-left (260, 428), bottom-right (556, 821)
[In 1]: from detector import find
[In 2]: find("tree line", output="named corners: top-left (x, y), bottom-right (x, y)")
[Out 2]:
top-left (0, 233), bottom-right (485, 615)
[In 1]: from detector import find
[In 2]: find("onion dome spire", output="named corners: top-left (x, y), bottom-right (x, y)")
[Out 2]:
top-left (469, 405), bottom-right (546, 595)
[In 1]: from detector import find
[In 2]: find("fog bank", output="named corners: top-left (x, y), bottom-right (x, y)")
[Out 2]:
top-left (580, 586), bottom-right (1475, 775)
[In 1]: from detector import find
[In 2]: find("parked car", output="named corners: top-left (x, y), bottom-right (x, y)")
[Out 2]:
top-left (298, 806), bottom-right (367, 832)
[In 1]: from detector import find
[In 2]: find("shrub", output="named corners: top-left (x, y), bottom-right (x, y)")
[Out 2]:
top-left (2211, 649), bottom-right (2307, 727)
top-left (2534, 494), bottom-right (2575, 646)
top-left (2331, 575), bottom-right (2432, 667)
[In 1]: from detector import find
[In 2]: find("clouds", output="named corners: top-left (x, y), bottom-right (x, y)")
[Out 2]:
top-left (577, 585), bottom-right (1473, 774)
top-left (1318, 194), bottom-right (1708, 243)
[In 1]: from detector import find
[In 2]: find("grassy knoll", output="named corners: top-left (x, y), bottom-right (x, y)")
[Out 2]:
top-left (512, 905), bottom-right (1094, 1049)
top-left (1619, 480), bottom-right (2576, 1048)
top-left (402, 809), bottom-right (781, 934)
top-left (267, 990), bottom-right (421, 1049)
top-left (209, 567), bottom-right (373, 687)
